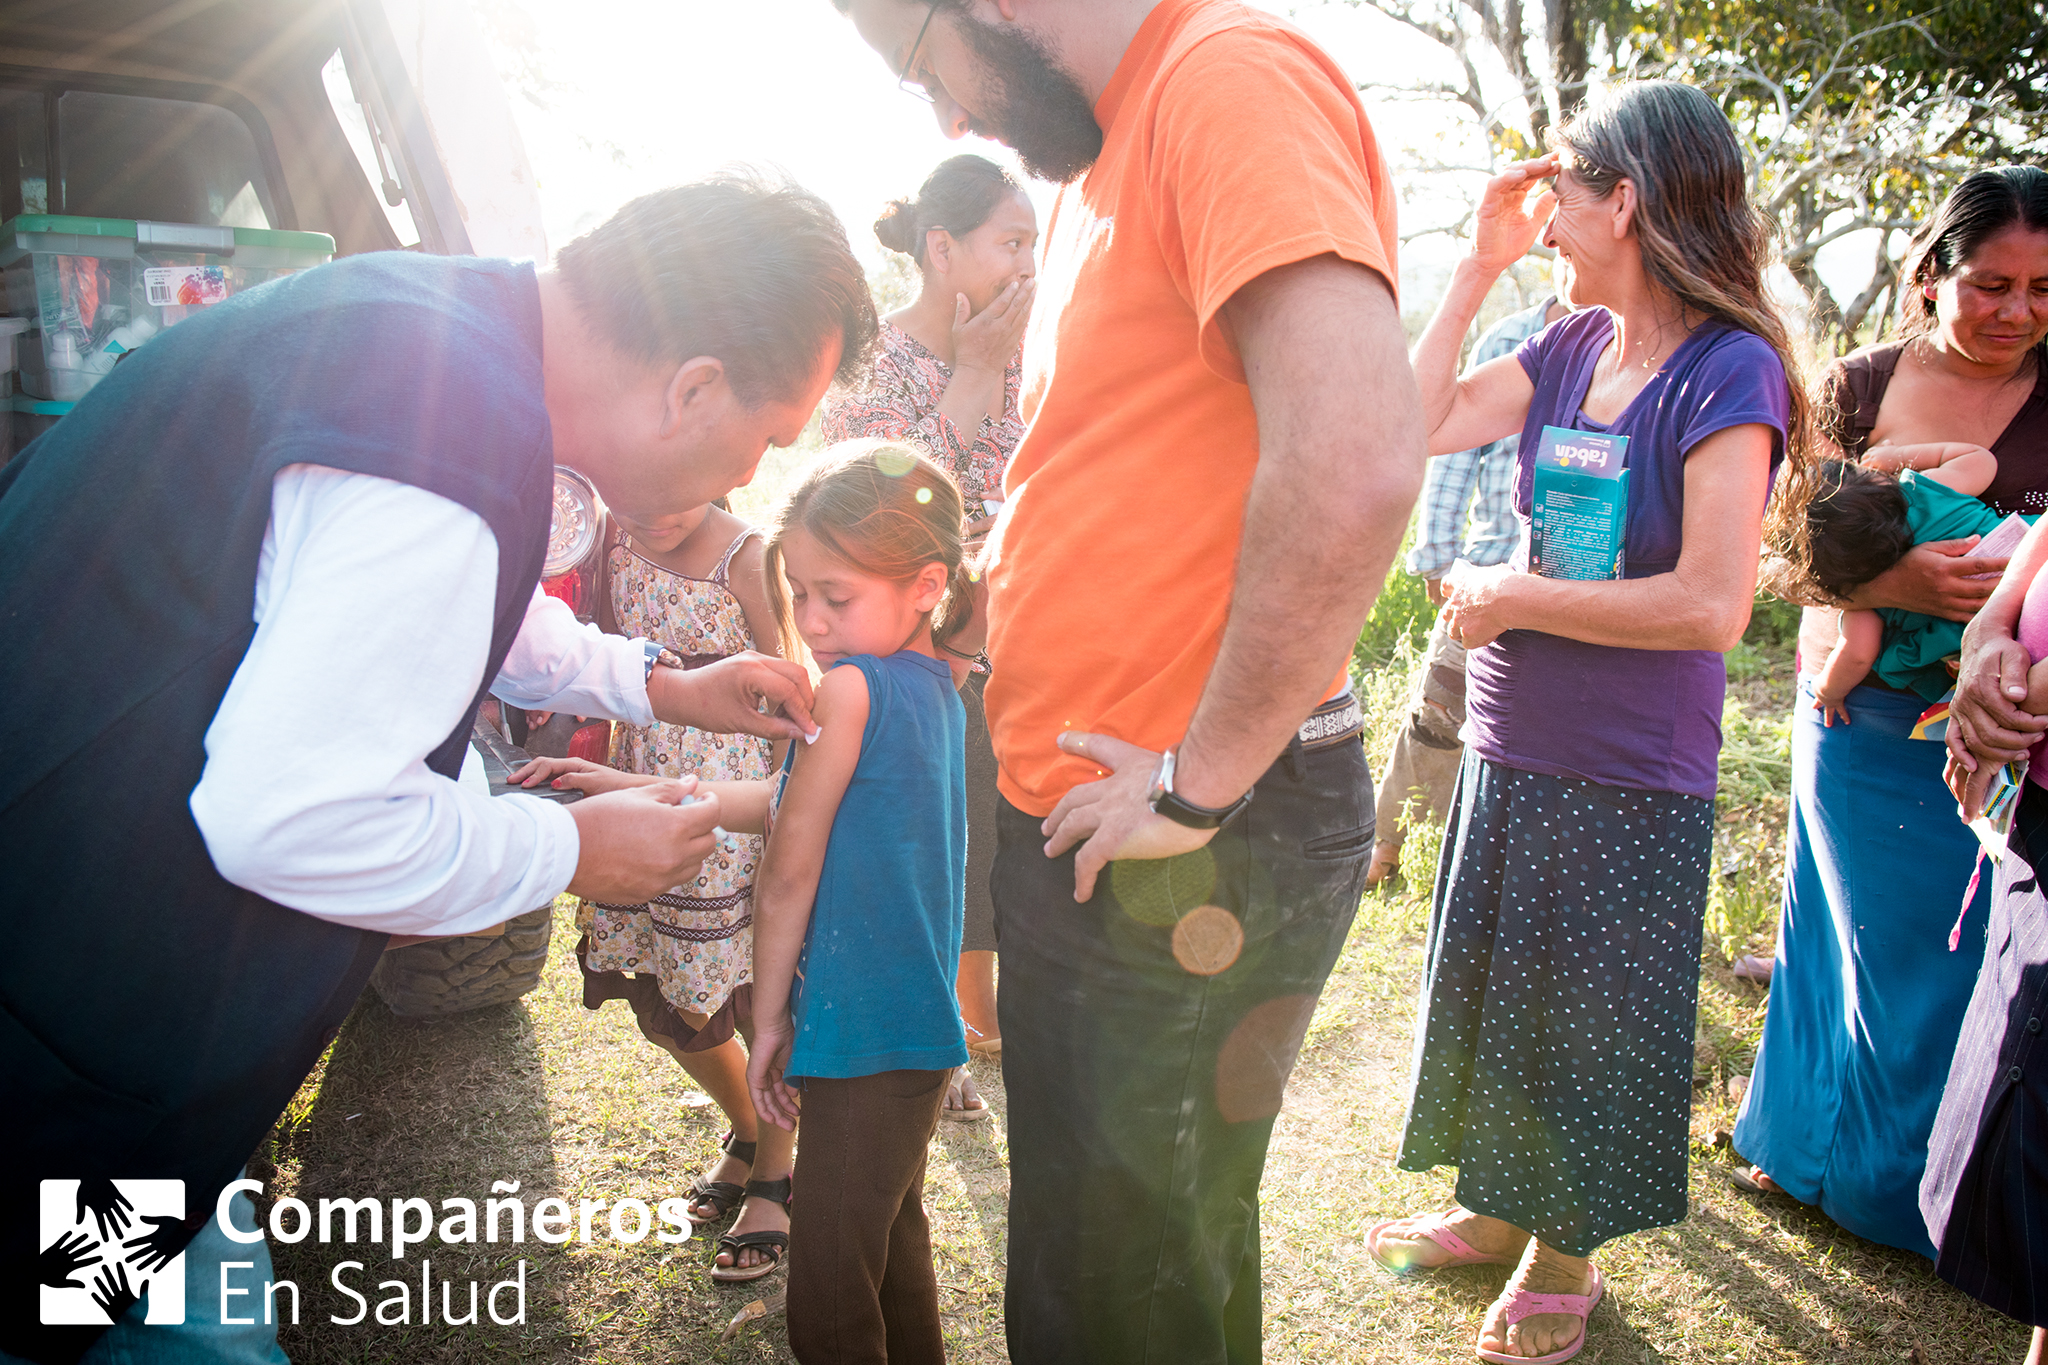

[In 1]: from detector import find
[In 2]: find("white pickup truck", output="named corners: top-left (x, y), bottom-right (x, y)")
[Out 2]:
top-left (0, 0), bottom-right (592, 1016)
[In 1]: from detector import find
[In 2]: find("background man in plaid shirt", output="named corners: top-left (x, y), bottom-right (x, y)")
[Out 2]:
top-left (1367, 293), bottom-right (1566, 887)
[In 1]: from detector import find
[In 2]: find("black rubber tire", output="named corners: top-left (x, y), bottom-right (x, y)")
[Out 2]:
top-left (368, 903), bottom-right (556, 1018)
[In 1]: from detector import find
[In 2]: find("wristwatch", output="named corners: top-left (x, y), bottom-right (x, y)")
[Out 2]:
top-left (1148, 747), bottom-right (1252, 830)
top-left (642, 640), bottom-right (685, 681)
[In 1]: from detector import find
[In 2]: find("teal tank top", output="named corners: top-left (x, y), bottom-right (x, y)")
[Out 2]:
top-left (784, 651), bottom-right (968, 1080)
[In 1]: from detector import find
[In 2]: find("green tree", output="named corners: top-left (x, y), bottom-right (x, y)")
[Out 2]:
top-left (1618, 0), bottom-right (2047, 346)
top-left (1323, 0), bottom-right (2048, 353)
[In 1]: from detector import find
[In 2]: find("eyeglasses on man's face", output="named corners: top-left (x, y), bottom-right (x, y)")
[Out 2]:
top-left (898, 1), bottom-right (944, 103)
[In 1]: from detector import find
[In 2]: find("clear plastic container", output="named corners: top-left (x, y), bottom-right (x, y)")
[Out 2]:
top-left (0, 215), bottom-right (334, 401)
top-left (0, 315), bottom-right (27, 387)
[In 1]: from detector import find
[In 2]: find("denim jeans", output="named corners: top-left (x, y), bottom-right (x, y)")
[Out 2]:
top-left (993, 733), bottom-right (1373, 1365)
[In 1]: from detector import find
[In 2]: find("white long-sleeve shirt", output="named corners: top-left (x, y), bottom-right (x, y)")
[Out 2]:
top-left (188, 463), bottom-right (652, 935)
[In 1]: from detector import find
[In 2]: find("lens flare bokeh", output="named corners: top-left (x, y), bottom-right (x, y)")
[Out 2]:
top-left (1110, 848), bottom-right (1216, 927)
top-left (1171, 904), bottom-right (1244, 976)
top-left (1215, 993), bottom-right (1318, 1123)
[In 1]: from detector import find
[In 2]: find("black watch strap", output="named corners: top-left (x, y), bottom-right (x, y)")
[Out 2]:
top-left (1148, 748), bottom-right (1251, 830)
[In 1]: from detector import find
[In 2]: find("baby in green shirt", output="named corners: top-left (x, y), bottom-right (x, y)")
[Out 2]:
top-left (1779, 443), bottom-right (2024, 724)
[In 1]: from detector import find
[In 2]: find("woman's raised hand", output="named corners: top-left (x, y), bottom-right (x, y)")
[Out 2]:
top-left (952, 276), bottom-right (1034, 378)
top-left (1471, 155), bottom-right (1560, 276)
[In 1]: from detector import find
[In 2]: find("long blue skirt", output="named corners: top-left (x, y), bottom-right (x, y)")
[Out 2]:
top-left (1733, 680), bottom-right (1989, 1257)
top-left (1398, 751), bottom-right (1713, 1257)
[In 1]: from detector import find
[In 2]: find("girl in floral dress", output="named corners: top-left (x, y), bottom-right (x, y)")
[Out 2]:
top-left (574, 499), bottom-right (795, 1283)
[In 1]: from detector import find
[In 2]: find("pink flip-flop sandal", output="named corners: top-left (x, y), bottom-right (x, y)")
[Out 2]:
top-left (1475, 1263), bottom-right (1604, 1365)
top-left (1365, 1212), bottom-right (1521, 1275)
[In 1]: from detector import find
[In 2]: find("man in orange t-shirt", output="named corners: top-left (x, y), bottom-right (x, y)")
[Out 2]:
top-left (834, 3), bottom-right (1425, 1360)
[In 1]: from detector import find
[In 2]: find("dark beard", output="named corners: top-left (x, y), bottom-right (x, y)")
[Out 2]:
top-left (952, 14), bottom-right (1103, 184)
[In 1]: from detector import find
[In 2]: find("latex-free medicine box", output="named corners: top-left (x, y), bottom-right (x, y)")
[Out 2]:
top-left (1529, 425), bottom-right (1630, 581)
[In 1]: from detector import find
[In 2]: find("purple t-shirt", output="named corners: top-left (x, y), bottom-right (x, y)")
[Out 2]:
top-left (1462, 308), bottom-right (1790, 799)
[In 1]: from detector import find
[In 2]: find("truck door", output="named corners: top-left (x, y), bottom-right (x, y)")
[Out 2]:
top-left (338, 0), bottom-right (548, 261)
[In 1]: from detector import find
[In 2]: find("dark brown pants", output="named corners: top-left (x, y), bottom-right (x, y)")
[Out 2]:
top-left (788, 1068), bottom-right (950, 1364)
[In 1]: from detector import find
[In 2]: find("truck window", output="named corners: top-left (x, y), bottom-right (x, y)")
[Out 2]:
top-left (0, 88), bottom-right (50, 219)
top-left (320, 49), bottom-right (421, 248)
top-left (57, 91), bottom-right (277, 228)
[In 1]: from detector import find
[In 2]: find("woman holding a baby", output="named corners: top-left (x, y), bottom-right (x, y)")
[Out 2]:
top-left (1928, 166), bottom-right (2048, 1365)
top-left (1734, 166), bottom-right (2048, 1277)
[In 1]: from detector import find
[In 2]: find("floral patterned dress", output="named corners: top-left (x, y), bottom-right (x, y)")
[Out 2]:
top-left (820, 320), bottom-right (1023, 512)
top-left (580, 525), bottom-right (771, 1027)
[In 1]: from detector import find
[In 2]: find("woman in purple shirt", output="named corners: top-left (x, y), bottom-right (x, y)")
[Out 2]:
top-left (1365, 81), bottom-right (1800, 1364)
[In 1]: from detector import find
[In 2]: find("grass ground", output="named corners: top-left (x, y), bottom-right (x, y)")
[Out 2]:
top-left (255, 576), bottom-right (2030, 1364)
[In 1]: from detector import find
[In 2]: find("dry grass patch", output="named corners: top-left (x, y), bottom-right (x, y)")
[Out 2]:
top-left (253, 631), bottom-right (2028, 1362)
top-left (259, 921), bottom-right (1015, 1365)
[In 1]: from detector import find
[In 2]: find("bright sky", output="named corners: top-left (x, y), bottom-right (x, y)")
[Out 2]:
top-left (475, 0), bottom-right (1871, 324)
top-left (479, 0), bottom-right (1477, 300)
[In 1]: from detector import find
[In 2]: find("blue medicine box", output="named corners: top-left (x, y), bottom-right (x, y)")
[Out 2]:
top-left (1529, 425), bottom-right (1629, 581)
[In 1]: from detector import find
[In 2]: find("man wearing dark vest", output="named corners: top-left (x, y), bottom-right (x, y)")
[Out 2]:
top-left (0, 172), bottom-right (876, 1364)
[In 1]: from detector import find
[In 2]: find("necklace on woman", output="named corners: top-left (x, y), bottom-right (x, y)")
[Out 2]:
top-left (1617, 304), bottom-right (1704, 376)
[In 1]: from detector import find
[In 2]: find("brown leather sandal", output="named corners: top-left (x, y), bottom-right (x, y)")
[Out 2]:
top-left (711, 1176), bottom-right (792, 1284)
top-left (686, 1129), bottom-right (756, 1227)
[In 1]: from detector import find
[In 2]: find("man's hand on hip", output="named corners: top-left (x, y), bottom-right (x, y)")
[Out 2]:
top-left (649, 651), bottom-right (817, 743)
top-left (566, 778), bottom-right (723, 903)
top-left (1041, 731), bottom-right (1219, 902)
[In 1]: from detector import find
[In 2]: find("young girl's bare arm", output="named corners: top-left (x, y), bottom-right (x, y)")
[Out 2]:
top-left (745, 665), bottom-right (869, 1131)
top-left (1814, 608), bottom-right (1883, 726)
top-left (726, 534), bottom-right (795, 773)
top-left (508, 755), bottom-right (656, 795)
top-left (686, 780), bottom-right (772, 835)
top-left (508, 760), bottom-right (771, 837)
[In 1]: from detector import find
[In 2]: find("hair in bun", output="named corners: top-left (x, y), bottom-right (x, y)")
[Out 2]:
top-left (872, 155), bottom-right (1022, 267)
top-left (873, 198), bottom-right (922, 257)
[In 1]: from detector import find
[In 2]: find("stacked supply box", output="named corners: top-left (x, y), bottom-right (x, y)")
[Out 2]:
top-left (0, 215), bottom-right (333, 402)
top-left (1528, 424), bottom-right (1630, 581)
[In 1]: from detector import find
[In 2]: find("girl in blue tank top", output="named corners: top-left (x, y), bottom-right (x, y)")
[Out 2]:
top-left (511, 446), bottom-right (974, 1351)
top-left (501, 444), bottom-right (966, 1350)
top-left (747, 442), bottom-right (971, 1362)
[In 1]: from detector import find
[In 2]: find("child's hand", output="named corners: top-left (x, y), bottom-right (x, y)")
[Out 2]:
top-left (1812, 691), bottom-right (1852, 728)
top-left (1948, 748), bottom-right (2005, 821)
top-left (745, 1013), bottom-right (801, 1132)
top-left (507, 755), bottom-right (645, 795)
top-left (1946, 749), bottom-right (1972, 809)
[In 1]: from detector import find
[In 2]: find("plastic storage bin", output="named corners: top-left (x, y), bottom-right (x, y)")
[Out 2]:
top-left (0, 215), bottom-right (333, 401)
top-left (0, 315), bottom-right (27, 395)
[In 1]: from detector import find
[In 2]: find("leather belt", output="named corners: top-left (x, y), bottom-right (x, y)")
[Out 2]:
top-left (1298, 693), bottom-right (1364, 750)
